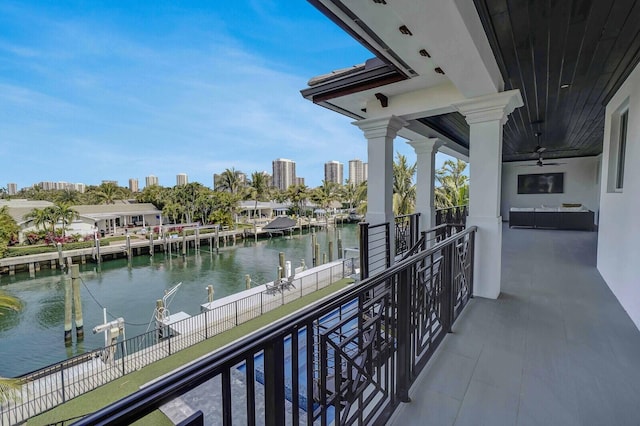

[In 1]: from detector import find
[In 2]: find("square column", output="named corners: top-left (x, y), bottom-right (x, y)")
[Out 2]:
top-left (353, 116), bottom-right (408, 226)
top-left (454, 90), bottom-right (523, 299)
top-left (407, 138), bottom-right (443, 232)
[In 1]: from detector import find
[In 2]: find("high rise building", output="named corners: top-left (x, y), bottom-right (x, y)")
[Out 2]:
top-left (363, 163), bottom-right (368, 182)
top-left (295, 177), bottom-right (305, 186)
top-left (348, 159), bottom-right (365, 186)
top-left (129, 178), bottom-right (139, 193)
top-left (145, 175), bottom-right (159, 187)
top-left (272, 158), bottom-right (296, 191)
top-left (6, 183), bottom-right (17, 195)
top-left (35, 181), bottom-right (85, 192)
top-left (324, 161), bottom-right (344, 185)
top-left (176, 173), bottom-right (188, 186)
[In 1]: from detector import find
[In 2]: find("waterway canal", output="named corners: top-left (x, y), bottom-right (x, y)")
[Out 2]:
top-left (0, 225), bottom-right (359, 377)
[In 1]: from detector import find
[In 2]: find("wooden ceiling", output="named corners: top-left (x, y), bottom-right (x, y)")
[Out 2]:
top-left (472, 0), bottom-right (640, 161)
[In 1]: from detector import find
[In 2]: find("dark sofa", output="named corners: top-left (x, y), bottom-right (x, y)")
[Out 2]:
top-left (509, 208), bottom-right (594, 231)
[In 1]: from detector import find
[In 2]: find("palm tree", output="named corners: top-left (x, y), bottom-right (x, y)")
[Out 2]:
top-left (91, 182), bottom-right (124, 204)
top-left (285, 184), bottom-right (310, 217)
top-left (0, 291), bottom-right (22, 402)
top-left (23, 206), bottom-right (57, 234)
top-left (136, 184), bottom-right (169, 210)
top-left (22, 208), bottom-right (49, 232)
top-left (215, 168), bottom-right (243, 195)
top-left (56, 189), bottom-right (80, 205)
top-left (339, 181), bottom-right (358, 210)
top-left (53, 202), bottom-right (79, 238)
top-left (435, 159), bottom-right (469, 208)
top-left (393, 153), bottom-right (417, 216)
top-left (311, 180), bottom-right (339, 228)
top-left (355, 181), bottom-right (368, 216)
top-left (248, 171), bottom-right (269, 222)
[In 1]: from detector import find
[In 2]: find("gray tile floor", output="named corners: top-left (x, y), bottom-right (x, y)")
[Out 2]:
top-left (388, 225), bottom-right (640, 426)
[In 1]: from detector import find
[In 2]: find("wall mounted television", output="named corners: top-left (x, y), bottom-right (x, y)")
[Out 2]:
top-left (517, 172), bottom-right (564, 194)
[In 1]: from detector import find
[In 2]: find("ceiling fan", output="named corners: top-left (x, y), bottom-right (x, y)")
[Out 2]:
top-left (517, 154), bottom-right (567, 167)
top-left (516, 132), bottom-right (579, 156)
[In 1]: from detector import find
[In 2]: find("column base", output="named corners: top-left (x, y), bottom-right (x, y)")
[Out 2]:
top-left (466, 215), bottom-right (502, 299)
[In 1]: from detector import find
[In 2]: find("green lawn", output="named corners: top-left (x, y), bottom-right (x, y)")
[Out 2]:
top-left (29, 278), bottom-right (354, 426)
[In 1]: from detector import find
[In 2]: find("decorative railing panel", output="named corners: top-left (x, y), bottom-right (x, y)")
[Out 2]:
top-left (435, 205), bottom-right (469, 230)
top-left (394, 213), bottom-right (420, 258)
top-left (68, 227), bottom-right (477, 426)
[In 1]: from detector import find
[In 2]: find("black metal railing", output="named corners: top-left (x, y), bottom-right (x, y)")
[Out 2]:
top-left (358, 221), bottom-right (390, 280)
top-left (0, 259), bottom-right (358, 426)
top-left (394, 213), bottom-right (420, 258)
top-left (435, 205), bottom-right (468, 230)
top-left (71, 226), bottom-right (477, 426)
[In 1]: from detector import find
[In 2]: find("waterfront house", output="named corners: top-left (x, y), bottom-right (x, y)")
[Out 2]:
top-left (3, 199), bottom-right (162, 242)
top-left (25, 1), bottom-right (640, 425)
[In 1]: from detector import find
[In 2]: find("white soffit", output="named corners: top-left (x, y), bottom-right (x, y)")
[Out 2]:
top-left (318, 0), bottom-right (503, 98)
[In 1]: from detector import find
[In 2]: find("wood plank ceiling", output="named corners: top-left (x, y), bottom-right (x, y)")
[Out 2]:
top-left (469, 0), bottom-right (640, 161)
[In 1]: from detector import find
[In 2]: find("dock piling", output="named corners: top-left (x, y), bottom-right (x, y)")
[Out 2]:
top-left (71, 264), bottom-right (84, 340)
top-left (64, 274), bottom-right (72, 345)
top-left (245, 274), bottom-right (251, 290)
top-left (207, 285), bottom-right (214, 303)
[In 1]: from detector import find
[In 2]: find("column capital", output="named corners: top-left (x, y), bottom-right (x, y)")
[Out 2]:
top-left (407, 137), bottom-right (443, 155)
top-left (352, 115), bottom-right (408, 140)
top-left (452, 89), bottom-right (523, 125)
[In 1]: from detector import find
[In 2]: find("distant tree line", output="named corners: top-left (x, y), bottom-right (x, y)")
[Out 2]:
top-left (0, 157), bottom-right (468, 254)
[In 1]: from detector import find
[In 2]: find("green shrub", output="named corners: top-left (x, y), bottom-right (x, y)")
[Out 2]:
top-left (5, 241), bottom-right (110, 257)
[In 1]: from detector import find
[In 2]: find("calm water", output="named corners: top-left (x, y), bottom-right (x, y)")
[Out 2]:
top-left (0, 225), bottom-right (359, 377)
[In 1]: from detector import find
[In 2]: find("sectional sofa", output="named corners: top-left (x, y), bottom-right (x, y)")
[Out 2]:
top-left (509, 206), bottom-right (595, 231)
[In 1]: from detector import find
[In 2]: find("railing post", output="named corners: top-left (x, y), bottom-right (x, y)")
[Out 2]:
top-left (204, 309), bottom-right (208, 339)
top-left (442, 240), bottom-right (454, 333)
top-left (385, 222), bottom-right (391, 268)
top-left (121, 341), bottom-right (126, 376)
top-left (359, 222), bottom-right (369, 279)
top-left (469, 230), bottom-right (476, 298)
top-left (264, 337), bottom-right (286, 426)
top-left (60, 362), bottom-right (66, 403)
top-left (396, 268), bottom-right (412, 403)
top-left (412, 213), bottom-right (420, 248)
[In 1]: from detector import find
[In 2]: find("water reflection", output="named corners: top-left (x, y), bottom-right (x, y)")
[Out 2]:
top-left (0, 225), bottom-right (358, 377)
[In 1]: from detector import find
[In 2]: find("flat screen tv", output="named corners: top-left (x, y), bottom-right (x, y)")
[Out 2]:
top-left (517, 172), bottom-right (564, 194)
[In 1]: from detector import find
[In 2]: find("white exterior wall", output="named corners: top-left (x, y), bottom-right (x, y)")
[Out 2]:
top-left (598, 62), bottom-right (640, 330)
top-left (501, 156), bottom-right (601, 220)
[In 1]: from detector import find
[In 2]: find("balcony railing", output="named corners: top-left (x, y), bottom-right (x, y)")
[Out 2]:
top-left (358, 221), bottom-right (391, 279)
top-left (71, 226), bottom-right (477, 426)
top-left (0, 260), bottom-right (358, 426)
top-left (394, 213), bottom-right (421, 258)
top-left (435, 205), bottom-right (468, 229)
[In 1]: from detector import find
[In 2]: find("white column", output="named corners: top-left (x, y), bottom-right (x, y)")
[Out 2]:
top-left (353, 116), bottom-right (408, 226)
top-left (407, 138), bottom-right (443, 233)
top-left (454, 90), bottom-right (523, 299)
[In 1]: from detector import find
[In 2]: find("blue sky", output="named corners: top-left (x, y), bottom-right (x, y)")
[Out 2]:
top-left (1, 0), bottom-right (441, 190)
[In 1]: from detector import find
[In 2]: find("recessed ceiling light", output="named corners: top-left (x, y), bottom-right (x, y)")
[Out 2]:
top-left (399, 25), bottom-right (412, 36)
top-left (560, 83), bottom-right (570, 89)
top-left (419, 49), bottom-right (431, 57)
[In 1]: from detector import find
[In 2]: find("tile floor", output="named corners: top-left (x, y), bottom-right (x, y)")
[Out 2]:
top-left (388, 225), bottom-right (640, 426)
